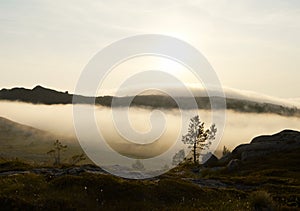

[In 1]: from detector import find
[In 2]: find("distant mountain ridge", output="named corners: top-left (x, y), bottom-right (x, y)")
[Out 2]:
top-left (1, 85), bottom-right (300, 117)
top-left (0, 85), bottom-right (74, 104)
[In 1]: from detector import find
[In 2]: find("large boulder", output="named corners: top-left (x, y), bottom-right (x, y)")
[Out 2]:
top-left (202, 153), bottom-right (219, 167)
top-left (232, 130), bottom-right (300, 161)
top-left (218, 152), bottom-right (232, 165)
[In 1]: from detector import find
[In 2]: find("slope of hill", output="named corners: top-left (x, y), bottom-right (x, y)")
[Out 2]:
top-left (1, 85), bottom-right (300, 117)
top-left (0, 117), bottom-right (83, 163)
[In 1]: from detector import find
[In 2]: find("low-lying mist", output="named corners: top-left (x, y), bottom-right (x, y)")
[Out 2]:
top-left (0, 100), bottom-right (299, 159)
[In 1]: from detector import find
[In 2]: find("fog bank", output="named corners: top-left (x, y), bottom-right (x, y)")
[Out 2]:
top-left (0, 101), bottom-right (299, 158)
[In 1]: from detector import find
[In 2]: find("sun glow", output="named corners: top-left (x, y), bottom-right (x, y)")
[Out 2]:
top-left (97, 55), bottom-right (201, 96)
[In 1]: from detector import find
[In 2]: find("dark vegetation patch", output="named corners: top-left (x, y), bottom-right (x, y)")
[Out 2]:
top-left (1, 150), bottom-right (300, 210)
top-left (0, 169), bottom-right (250, 210)
top-left (0, 160), bottom-right (33, 172)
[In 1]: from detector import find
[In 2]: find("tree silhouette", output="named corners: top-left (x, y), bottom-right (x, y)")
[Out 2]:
top-left (132, 160), bottom-right (145, 171)
top-left (172, 149), bottom-right (185, 166)
top-left (222, 145), bottom-right (231, 157)
top-left (162, 164), bottom-right (169, 171)
top-left (69, 153), bottom-right (86, 165)
top-left (47, 140), bottom-right (67, 166)
top-left (182, 115), bottom-right (217, 164)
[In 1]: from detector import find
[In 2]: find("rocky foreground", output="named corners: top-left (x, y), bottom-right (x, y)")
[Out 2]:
top-left (0, 130), bottom-right (299, 210)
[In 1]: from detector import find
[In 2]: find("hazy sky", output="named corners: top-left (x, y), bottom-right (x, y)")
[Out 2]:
top-left (0, 0), bottom-right (299, 98)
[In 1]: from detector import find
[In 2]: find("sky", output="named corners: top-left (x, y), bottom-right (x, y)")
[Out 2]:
top-left (0, 0), bottom-right (299, 98)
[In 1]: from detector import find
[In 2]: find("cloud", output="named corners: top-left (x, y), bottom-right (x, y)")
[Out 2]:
top-left (106, 83), bottom-right (300, 108)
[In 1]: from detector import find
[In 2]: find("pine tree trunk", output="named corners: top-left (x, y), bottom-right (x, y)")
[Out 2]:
top-left (193, 142), bottom-right (197, 164)
top-left (57, 149), bottom-right (60, 165)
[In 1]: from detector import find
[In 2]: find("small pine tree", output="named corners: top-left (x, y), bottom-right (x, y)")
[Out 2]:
top-left (162, 164), bottom-right (169, 171)
top-left (172, 149), bottom-right (185, 166)
top-left (222, 146), bottom-right (231, 157)
top-left (182, 115), bottom-right (217, 164)
top-left (132, 160), bottom-right (145, 171)
top-left (47, 140), bottom-right (67, 166)
top-left (69, 153), bottom-right (86, 165)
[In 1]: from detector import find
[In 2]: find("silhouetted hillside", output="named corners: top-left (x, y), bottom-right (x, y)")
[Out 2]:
top-left (1, 86), bottom-right (300, 116)
top-left (0, 86), bottom-right (77, 104)
top-left (0, 117), bottom-right (83, 163)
